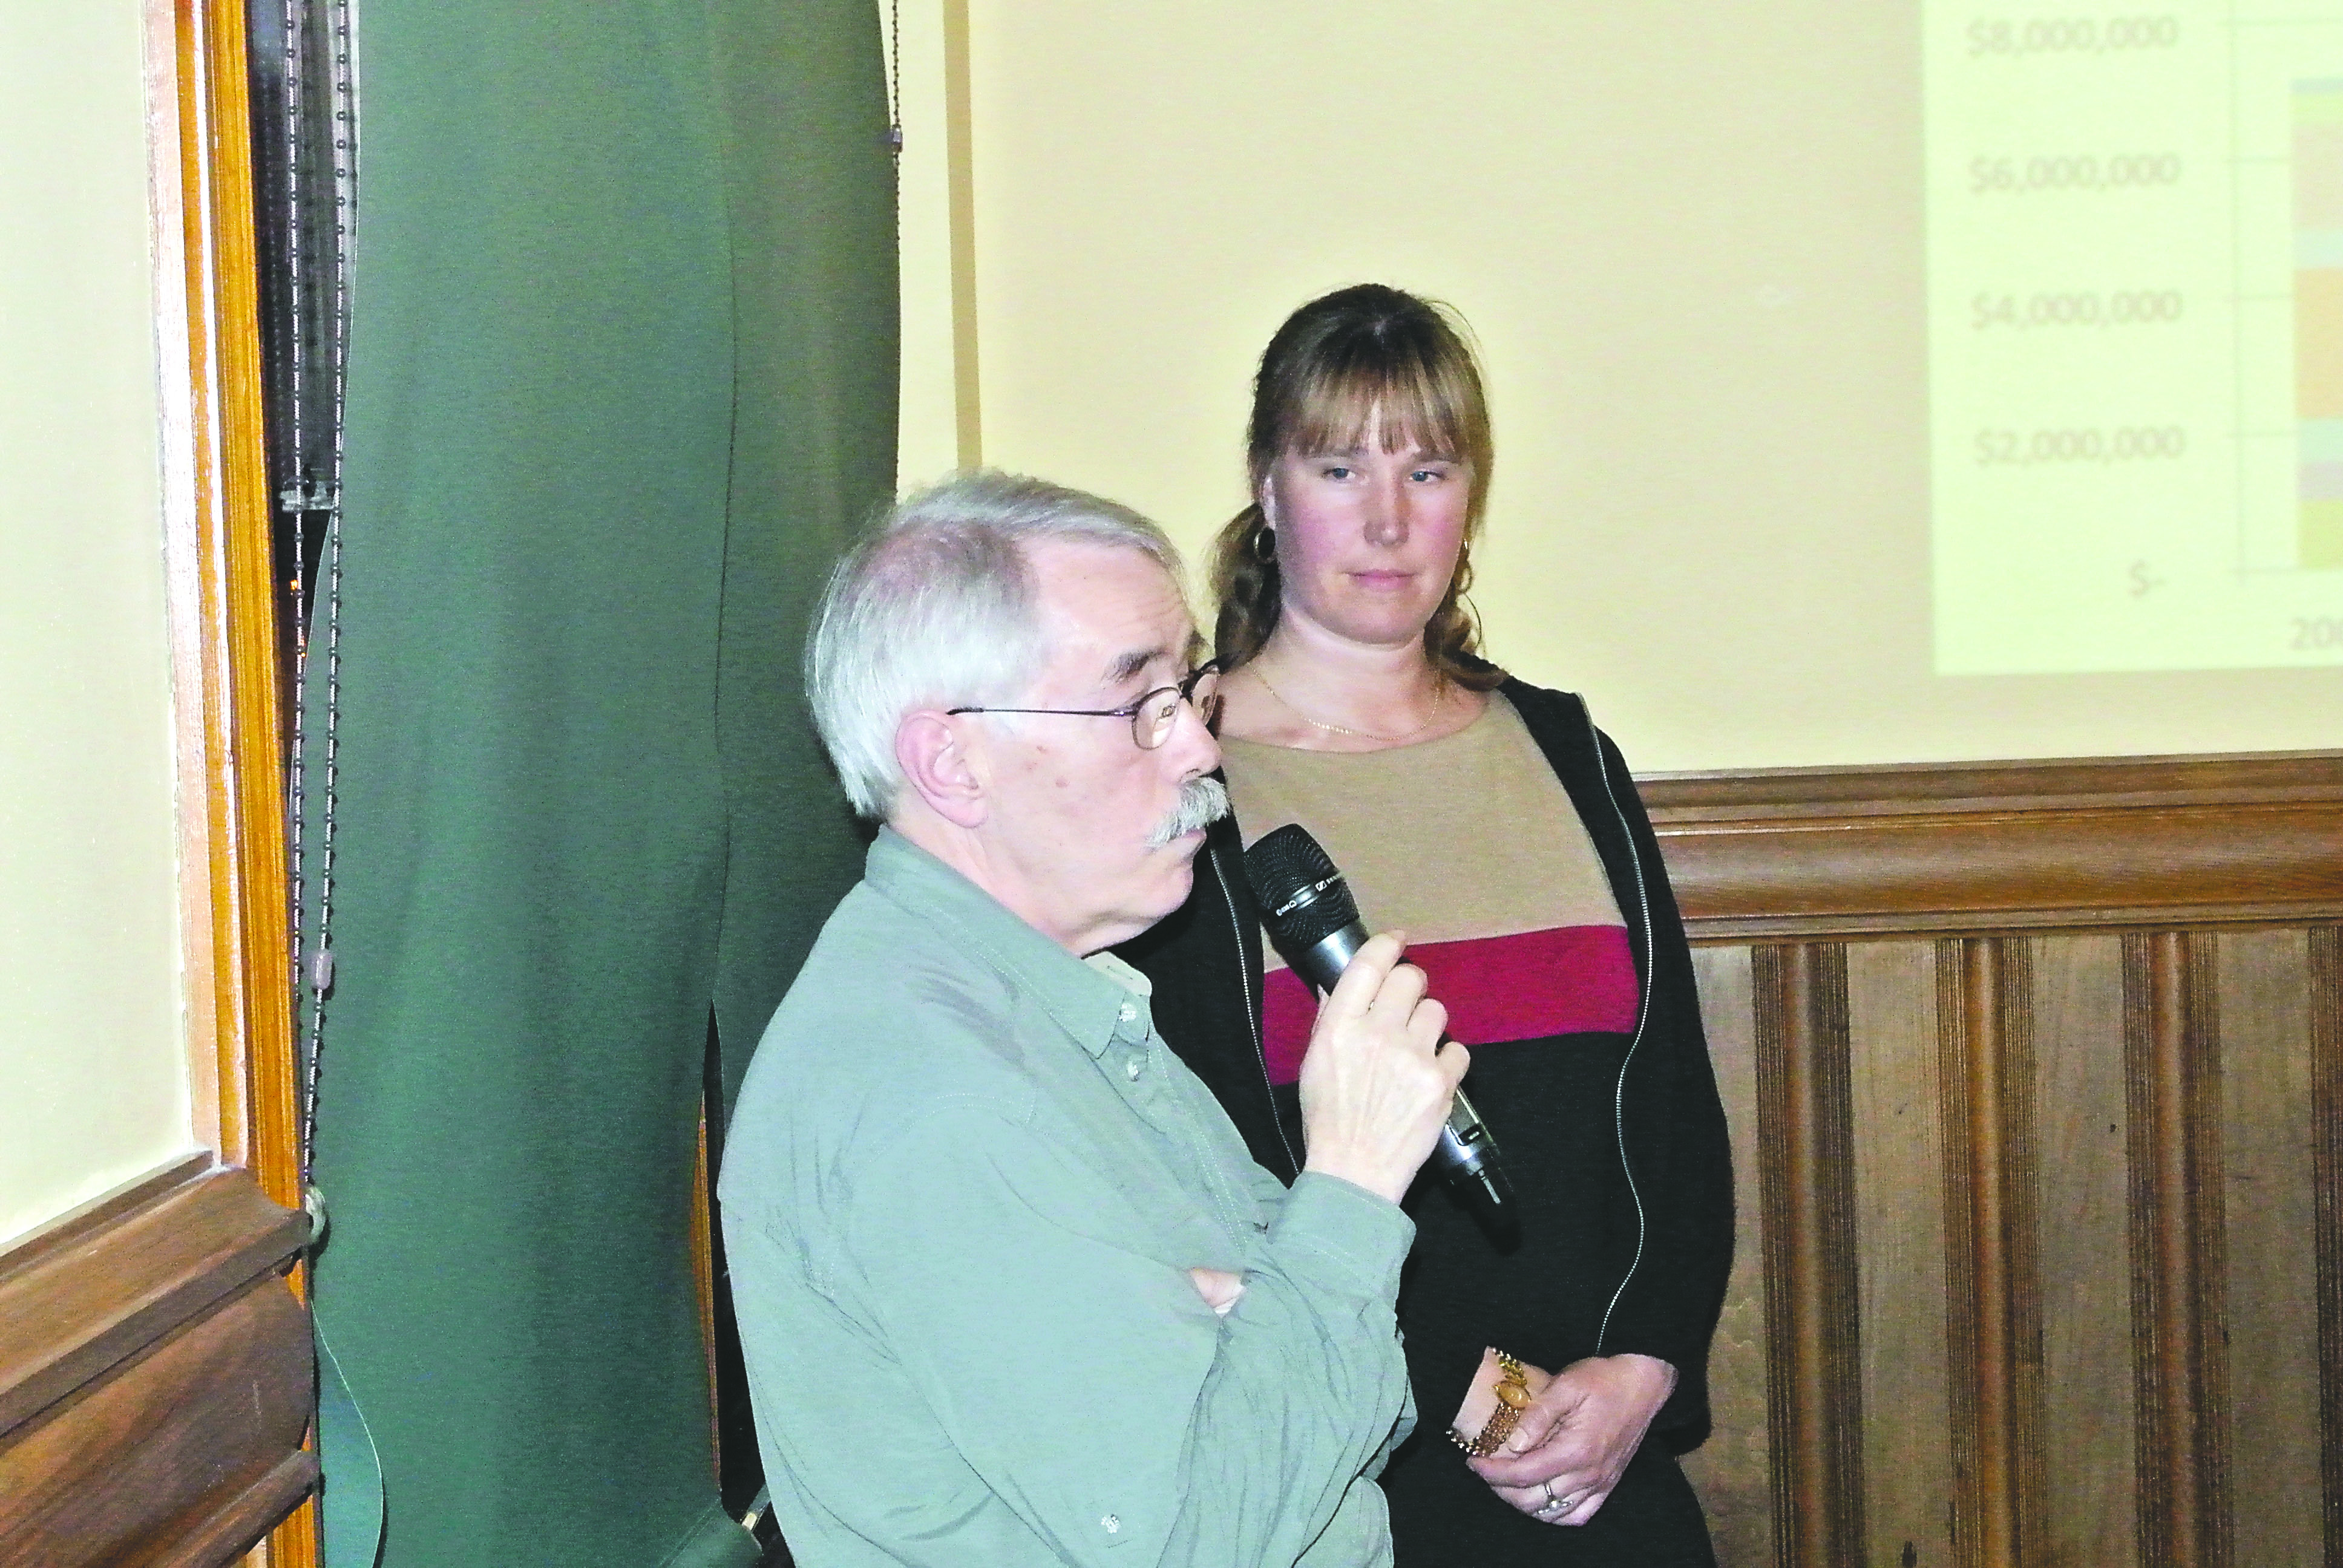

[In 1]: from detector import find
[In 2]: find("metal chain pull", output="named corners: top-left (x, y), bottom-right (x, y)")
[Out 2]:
top-left (885, 0), bottom-right (902, 160)
top-left (277, 0), bottom-right (359, 1225)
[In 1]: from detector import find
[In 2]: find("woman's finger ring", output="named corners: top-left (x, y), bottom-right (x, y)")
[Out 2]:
top-left (1536, 1481), bottom-right (1567, 1514)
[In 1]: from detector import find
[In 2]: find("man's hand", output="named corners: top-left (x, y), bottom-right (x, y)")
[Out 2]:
top-left (1296, 932), bottom-right (1465, 1206)
top-left (1467, 1354), bottom-right (1676, 1525)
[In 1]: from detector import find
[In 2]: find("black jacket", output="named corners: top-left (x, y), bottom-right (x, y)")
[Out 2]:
top-left (1119, 678), bottom-right (1735, 1448)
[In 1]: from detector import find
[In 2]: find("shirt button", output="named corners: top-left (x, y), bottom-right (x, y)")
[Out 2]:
top-left (1124, 1056), bottom-right (1143, 1082)
top-left (1101, 1514), bottom-right (1121, 1534)
top-left (1116, 1001), bottom-right (1138, 1024)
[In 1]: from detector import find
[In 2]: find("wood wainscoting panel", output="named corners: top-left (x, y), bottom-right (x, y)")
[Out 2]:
top-left (1846, 938), bottom-right (1955, 1568)
top-left (1642, 752), bottom-right (2343, 1568)
top-left (1680, 946), bottom-right (1772, 1567)
top-left (2316, 927), bottom-right (2343, 1566)
top-left (2031, 936), bottom-right (2134, 1568)
top-left (2217, 929), bottom-right (2322, 1564)
top-left (1751, 944), bottom-right (1866, 1567)
top-left (2122, 932), bottom-right (2232, 1568)
top-left (1936, 937), bottom-right (2045, 1568)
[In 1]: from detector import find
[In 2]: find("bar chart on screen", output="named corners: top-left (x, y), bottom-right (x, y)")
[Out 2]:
top-left (1927, 1), bottom-right (2343, 673)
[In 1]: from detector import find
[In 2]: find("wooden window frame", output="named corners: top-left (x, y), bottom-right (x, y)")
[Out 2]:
top-left (0, 3), bottom-right (313, 1561)
top-left (148, 0), bottom-right (315, 1560)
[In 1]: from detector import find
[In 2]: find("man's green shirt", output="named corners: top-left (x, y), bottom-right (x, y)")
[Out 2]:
top-left (719, 828), bottom-right (1416, 1566)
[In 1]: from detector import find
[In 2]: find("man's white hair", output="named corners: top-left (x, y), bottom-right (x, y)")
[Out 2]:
top-left (807, 470), bottom-right (1185, 820)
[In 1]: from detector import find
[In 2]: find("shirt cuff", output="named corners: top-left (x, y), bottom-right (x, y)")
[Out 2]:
top-left (1271, 1172), bottom-right (1415, 1304)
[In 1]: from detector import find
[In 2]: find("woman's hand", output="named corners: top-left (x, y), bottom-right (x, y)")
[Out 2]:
top-left (1466, 1354), bottom-right (1676, 1525)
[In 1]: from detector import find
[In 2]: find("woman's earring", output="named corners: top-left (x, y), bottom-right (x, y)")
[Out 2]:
top-left (1251, 523), bottom-right (1277, 564)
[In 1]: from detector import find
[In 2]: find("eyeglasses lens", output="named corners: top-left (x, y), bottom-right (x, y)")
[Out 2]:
top-left (1135, 668), bottom-right (1221, 750)
top-left (1136, 690), bottom-right (1179, 750)
top-left (1191, 675), bottom-right (1222, 731)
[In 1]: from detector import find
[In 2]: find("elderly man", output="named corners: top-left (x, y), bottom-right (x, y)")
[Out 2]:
top-left (719, 471), bottom-right (1467, 1566)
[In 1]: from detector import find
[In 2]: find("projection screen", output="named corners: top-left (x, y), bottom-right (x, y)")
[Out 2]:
top-left (913, 1), bottom-right (2343, 769)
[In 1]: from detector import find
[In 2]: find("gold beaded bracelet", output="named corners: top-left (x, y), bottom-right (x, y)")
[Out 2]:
top-left (1448, 1350), bottom-right (1534, 1458)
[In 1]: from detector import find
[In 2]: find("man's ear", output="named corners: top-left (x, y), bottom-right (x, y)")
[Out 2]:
top-left (896, 710), bottom-right (988, 829)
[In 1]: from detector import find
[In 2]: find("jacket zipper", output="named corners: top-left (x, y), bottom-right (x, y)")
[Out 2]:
top-left (1587, 701), bottom-right (1654, 1354)
top-left (1212, 838), bottom-right (1301, 1180)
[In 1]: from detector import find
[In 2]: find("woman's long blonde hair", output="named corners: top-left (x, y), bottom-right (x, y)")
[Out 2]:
top-left (1209, 283), bottom-right (1502, 690)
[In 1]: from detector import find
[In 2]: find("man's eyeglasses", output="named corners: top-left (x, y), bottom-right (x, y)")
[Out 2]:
top-left (948, 661), bottom-right (1222, 751)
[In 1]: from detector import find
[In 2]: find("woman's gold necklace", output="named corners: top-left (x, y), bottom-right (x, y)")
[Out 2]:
top-left (1252, 667), bottom-right (1450, 746)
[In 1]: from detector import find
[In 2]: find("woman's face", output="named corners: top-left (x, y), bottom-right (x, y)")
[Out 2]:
top-left (1262, 418), bottom-right (1473, 652)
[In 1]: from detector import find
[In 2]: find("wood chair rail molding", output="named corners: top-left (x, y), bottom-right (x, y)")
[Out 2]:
top-left (0, 1160), bottom-right (314, 1564)
top-left (1639, 750), bottom-right (2343, 941)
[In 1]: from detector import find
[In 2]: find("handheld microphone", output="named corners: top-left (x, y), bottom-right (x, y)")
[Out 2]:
top-left (1244, 823), bottom-right (1514, 1224)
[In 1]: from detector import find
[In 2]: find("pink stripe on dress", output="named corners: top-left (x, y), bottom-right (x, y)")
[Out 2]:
top-left (1260, 924), bottom-right (1638, 1086)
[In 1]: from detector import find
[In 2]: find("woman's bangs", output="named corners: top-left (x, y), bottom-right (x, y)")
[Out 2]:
top-left (1286, 356), bottom-right (1468, 462)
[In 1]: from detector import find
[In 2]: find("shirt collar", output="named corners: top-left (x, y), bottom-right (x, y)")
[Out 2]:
top-left (863, 827), bottom-right (1150, 1059)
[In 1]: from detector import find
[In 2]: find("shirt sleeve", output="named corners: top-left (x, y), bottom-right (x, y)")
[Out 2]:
top-left (842, 1099), bottom-right (1414, 1568)
top-left (1585, 725), bottom-right (1737, 1445)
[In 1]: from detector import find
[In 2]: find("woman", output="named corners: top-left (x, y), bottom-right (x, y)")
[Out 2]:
top-left (1121, 284), bottom-right (1731, 1565)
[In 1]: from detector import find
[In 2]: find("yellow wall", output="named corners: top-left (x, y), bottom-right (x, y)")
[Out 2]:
top-left (891, 0), bottom-right (969, 488)
top-left (896, 1), bottom-right (2343, 771)
top-left (0, 0), bottom-right (195, 1244)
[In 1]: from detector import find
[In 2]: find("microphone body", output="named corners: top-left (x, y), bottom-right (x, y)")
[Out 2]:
top-left (1245, 826), bottom-right (1515, 1226)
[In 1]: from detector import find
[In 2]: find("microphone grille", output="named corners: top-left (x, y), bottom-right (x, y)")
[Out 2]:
top-left (1244, 823), bottom-right (1361, 950)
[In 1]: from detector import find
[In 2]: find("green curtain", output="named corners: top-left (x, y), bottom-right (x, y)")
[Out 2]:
top-left (310, 3), bottom-right (894, 1563)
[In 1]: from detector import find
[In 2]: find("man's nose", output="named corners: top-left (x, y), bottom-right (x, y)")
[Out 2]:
top-left (1166, 693), bottom-right (1221, 777)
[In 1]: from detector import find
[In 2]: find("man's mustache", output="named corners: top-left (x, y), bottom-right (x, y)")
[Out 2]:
top-left (1147, 775), bottom-right (1230, 849)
